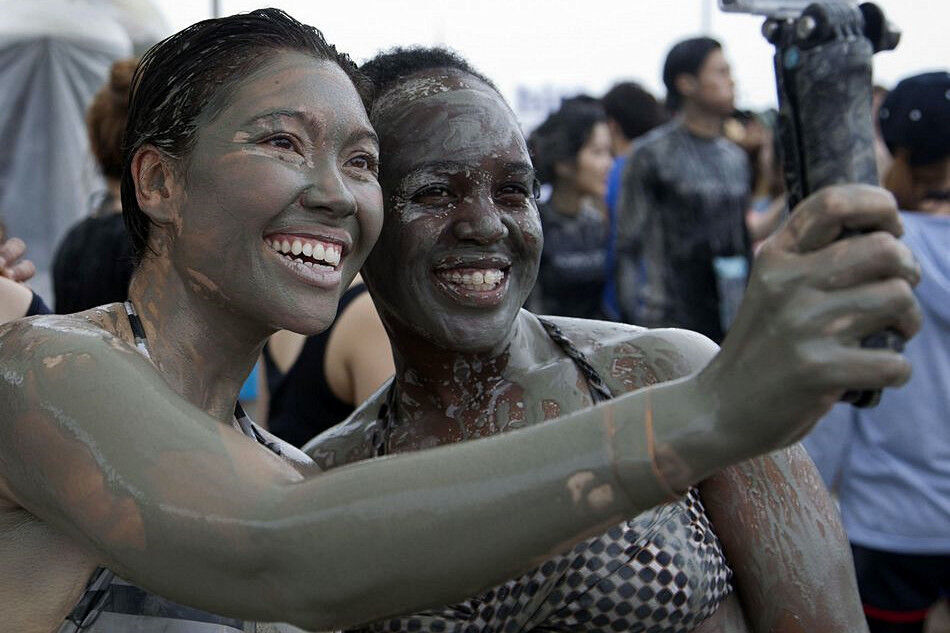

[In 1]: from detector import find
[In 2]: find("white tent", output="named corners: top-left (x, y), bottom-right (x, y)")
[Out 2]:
top-left (0, 0), bottom-right (168, 300)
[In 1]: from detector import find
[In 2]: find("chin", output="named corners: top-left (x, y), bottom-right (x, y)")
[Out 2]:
top-left (271, 299), bottom-right (339, 336)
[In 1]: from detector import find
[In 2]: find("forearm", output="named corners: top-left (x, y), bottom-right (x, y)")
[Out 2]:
top-left (270, 373), bottom-right (729, 628)
top-left (1, 319), bottom-right (744, 630)
top-left (700, 446), bottom-right (868, 633)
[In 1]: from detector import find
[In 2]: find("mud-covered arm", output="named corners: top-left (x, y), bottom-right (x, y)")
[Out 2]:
top-left (0, 316), bottom-right (720, 630)
top-left (699, 446), bottom-right (868, 633)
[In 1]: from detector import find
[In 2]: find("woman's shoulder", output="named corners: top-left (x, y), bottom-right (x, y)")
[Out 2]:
top-left (0, 305), bottom-right (134, 384)
top-left (534, 315), bottom-right (719, 394)
top-left (0, 304), bottom-right (128, 347)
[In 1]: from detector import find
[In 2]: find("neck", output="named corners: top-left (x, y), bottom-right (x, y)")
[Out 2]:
top-left (387, 312), bottom-right (537, 411)
top-left (128, 257), bottom-right (269, 423)
top-left (550, 185), bottom-right (585, 217)
top-left (680, 103), bottom-right (725, 139)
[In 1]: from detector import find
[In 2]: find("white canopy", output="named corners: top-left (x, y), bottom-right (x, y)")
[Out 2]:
top-left (0, 0), bottom-right (168, 300)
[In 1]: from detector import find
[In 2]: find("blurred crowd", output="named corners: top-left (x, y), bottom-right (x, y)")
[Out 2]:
top-left (0, 18), bottom-right (947, 633)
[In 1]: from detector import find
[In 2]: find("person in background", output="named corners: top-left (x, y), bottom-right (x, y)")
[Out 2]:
top-left (600, 82), bottom-right (666, 321)
top-left (262, 277), bottom-right (393, 447)
top-left (0, 232), bottom-right (49, 321)
top-left (803, 70), bottom-right (950, 633)
top-left (616, 37), bottom-right (751, 342)
top-left (873, 84), bottom-right (894, 180)
top-left (725, 109), bottom-right (786, 249)
top-left (528, 97), bottom-right (613, 320)
top-left (52, 58), bottom-right (137, 314)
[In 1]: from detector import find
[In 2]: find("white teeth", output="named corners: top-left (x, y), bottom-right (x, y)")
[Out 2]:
top-left (294, 258), bottom-right (303, 264)
top-left (291, 240), bottom-right (303, 255)
top-left (326, 247), bottom-right (340, 266)
top-left (302, 242), bottom-right (313, 257)
top-left (437, 267), bottom-right (505, 291)
top-left (314, 243), bottom-right (326, 262)
top-left (281, 240), bottom-right (291, 253)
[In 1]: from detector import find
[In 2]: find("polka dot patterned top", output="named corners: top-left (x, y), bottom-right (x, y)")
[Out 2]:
top-left (360, 318), bottom-right (734, 633)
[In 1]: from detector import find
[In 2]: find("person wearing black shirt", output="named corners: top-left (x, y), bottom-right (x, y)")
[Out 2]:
top-left (529, 98), bottom-right (613, 320)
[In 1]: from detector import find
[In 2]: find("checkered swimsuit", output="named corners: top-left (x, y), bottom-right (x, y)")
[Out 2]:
top-left (361, 318), bottom-right (733, 633)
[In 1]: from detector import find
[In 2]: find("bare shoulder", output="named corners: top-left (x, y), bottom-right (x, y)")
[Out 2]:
top-left (537, 315), bottom-right (719, 395)
top-left (301, 378), bottom-right (393, 470)
top-left (0, 306), bottom-right (133, 369)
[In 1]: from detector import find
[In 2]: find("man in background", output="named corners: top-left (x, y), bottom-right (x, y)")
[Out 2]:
top-left (599, 82), bottom-right (666, 321)
top-left (803, 71), bottom-right (950, 633)
top-left (615, 37), bottom-right (750, 342)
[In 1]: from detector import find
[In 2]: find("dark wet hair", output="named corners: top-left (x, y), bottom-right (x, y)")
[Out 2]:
top-left (662, 36), bottom-right (721, 112)
top-left (528, 96), bottom-right (607, 185)
top-left (120, 8), bottom-right (371, 259)
top-left (601, 81), bottom-right (667, 141)
top-left (360, 46), bottom-right (500, 102)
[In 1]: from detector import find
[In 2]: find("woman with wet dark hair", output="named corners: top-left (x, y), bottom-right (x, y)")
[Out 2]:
top-left (0, 11), bottom-right (894, 633)
top-left (306, 46), bottom-right (922, 633)
top-left (528, 97), bottom-right (612, 319)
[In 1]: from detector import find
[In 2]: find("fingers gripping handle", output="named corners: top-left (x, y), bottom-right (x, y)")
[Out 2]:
top-left (765, 2), bottom-right (903, 407)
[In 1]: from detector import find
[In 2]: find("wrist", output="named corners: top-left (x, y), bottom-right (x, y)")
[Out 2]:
top-left (608, 375), bottom-right (738, 502)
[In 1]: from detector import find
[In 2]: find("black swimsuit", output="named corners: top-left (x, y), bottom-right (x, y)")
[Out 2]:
top-left (359, 317), bottom-right (733, 633)
top-left (58, 302), bottom-right (281, 632)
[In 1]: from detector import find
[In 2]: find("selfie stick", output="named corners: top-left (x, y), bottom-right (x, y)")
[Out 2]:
top-left (729, 1), bottom-right (902, 407)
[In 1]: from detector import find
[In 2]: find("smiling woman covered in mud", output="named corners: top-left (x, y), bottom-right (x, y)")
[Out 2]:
top-left (305, 48), bottom-right (925, 633)
top-left (0, 9), bottom-right (921, 633)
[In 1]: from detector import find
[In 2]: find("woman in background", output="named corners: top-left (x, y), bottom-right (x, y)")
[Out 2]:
top-left (528, 97), bottom-right (612, 320)
top-left (52, 58), bottom-right (137, 314)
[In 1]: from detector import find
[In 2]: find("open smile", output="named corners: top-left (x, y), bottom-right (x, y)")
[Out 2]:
top-left (431, 256), bottom-right (511, 307)
top-left (264, 232), bottom-right (348, 289)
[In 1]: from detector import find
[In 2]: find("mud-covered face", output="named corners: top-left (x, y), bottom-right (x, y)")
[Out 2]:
top-left (166, 51), bottom-right (382, 335)
top-left (365, 70), bottom-right (543, 352)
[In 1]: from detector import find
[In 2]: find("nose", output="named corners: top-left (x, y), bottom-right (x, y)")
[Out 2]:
top-left (451, 199), bottom-right (509, 244)
top-left (298, 162), bottom-right (357, 218)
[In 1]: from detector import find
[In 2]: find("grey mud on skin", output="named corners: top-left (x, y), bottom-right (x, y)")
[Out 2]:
top-left (0, 18), bottom-right (921, 633)
top-left (306, 66), bottom-right (924, 632)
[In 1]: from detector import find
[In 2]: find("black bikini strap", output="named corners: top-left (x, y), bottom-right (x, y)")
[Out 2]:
top-left (536, 316), bottom-right (614, 403)
top-left (123, 301), bottom-right (281, 457)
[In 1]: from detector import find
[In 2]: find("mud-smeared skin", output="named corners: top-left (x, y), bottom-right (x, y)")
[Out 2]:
top-left (0, 54), bottom-right (740, 633)
top-left (305, 69), bottom-right (918, 632)
top-left (0, 62), bottom-right (919, 633)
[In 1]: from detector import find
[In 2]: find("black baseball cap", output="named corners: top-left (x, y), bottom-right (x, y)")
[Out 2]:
top-left (878, 71), bottom-right (950, 166)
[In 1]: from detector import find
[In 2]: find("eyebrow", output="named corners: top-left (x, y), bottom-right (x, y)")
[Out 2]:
top-left (244, 108), bottom-right (379, 148)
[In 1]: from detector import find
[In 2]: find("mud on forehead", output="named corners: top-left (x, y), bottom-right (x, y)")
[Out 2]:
top-left (371, 68), bottom-right (500, 120)
top-left (372, 72), bottom-right (526, 172)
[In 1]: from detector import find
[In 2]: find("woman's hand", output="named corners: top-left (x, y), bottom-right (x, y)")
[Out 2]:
top-left (700, 184), bottom-right (922, 462)
top-left (0, 237), bottom-right (36, 282)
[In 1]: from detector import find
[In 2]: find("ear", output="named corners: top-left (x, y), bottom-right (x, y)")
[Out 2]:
top-left (675, 73), bottom-right (698, 100)
top-left (130, 145), bottom-right (180, 226)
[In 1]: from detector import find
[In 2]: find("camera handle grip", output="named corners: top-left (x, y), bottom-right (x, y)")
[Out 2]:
top-left (765, 2), bottom-right (902, 408)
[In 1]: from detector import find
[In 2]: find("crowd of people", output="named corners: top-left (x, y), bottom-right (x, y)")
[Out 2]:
top-left (0, 6), bottom-right (946, 633)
